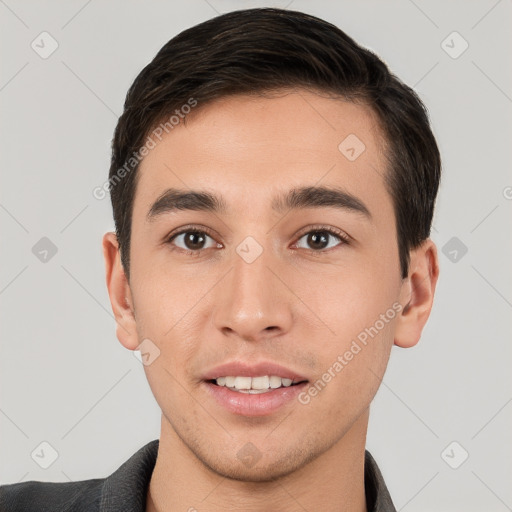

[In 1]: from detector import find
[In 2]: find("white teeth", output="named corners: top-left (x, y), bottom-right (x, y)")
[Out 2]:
top-left (233, 376), bottom-right (252, 390)
top-left (251, 376), bottom-right (270, 390)
top-left (269, 375), bottom-right (282, 389)
top-left (213, 375), bottom-right (300, 392)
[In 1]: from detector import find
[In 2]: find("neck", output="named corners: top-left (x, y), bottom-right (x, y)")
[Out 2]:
top-left (146, 412), bottom-right (369, 512)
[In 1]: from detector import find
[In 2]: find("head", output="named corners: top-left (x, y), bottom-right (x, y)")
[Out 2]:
top-left (103, 8), bottom-right (440, 482)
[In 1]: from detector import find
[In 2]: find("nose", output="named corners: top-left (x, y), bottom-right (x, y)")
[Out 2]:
top-left (212, 241), bottom-right (294, 343)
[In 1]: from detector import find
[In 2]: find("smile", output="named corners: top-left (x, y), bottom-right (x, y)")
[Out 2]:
top-left (211, 375), bottom-right (305, 394)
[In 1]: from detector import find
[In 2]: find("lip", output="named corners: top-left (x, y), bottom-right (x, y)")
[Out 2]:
top-left (201, 361), bottom-right (308, 382)
top-left (201, 361), bottom-right (309, 417)
top-left (203, 380), bottom-right (309, 417)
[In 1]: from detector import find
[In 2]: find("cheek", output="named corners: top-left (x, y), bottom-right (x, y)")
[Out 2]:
top-left (130, 257), bottom-right (206, 336)
top-left (300, 314), bottom-right (395, 419)
top-left (294, 258), bottom-right (399, 401)
top-left (298, 260), bottom-right (398, 342)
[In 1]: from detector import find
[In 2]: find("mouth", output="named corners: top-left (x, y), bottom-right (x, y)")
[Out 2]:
top-left (207, 375), bottom-right (308, 394)
top-left (201, 361), bottom-right (309, 416)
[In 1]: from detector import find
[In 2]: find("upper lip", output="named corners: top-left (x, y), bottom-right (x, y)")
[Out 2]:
top-left (202, 361), bottom-right (308, 382)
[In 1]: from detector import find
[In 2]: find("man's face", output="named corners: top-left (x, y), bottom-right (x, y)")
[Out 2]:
top-left (125, 90), bottom-right (405, 480)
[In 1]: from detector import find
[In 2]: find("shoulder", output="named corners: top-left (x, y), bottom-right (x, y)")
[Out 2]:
top-left (0, 439), bottom-right (159, 512)
top-left (0, 477), bottom-right (104, 512)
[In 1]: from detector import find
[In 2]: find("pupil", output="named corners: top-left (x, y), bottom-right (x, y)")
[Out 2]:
top-left (186, 232), bottom-right (205, 250)
top-left (309, 231), bottom-right (328, 250)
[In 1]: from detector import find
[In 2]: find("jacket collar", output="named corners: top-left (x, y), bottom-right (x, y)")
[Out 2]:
top-left (100, 440), bottom-right (396, 511)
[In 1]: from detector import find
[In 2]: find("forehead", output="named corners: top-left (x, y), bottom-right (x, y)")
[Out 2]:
top-left (134, 90), bottom-right (389, 217)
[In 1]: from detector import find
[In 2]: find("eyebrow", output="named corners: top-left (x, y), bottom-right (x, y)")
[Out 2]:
top-left (146, 185), bottom-right (371, 221)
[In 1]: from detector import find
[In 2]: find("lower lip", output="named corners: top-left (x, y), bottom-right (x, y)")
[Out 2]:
top-left (203, 381), bottom-right (308, 417)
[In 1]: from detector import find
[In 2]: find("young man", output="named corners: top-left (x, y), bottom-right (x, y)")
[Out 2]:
top-left (0, 7), bottom-right (440, 512)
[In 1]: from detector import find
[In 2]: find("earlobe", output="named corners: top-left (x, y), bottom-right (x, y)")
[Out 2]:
top-left (102, 232), bottom-right (139, 350)
top-left (394, 239), bottom-right (439, 348)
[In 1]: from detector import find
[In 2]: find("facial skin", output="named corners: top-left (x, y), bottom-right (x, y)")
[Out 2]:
top-left (103, 89), bottom-right (439, 512)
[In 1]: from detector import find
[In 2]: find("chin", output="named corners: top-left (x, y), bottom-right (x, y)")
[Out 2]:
top-left (206, 460), bottom-right (298, 483)
top-left (198, 442), bottom-right (322, 483)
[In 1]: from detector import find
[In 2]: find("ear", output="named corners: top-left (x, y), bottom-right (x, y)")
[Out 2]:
top-left (394, 239), bottom-right (439, 348)
top-left (102, 232), bottom-right (139, 350)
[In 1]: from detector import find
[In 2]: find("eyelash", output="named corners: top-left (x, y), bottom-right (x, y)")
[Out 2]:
top-left (165, 224), bottom-right (350, 256)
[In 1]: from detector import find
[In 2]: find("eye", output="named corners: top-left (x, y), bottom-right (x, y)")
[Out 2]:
top-left (294, 227), bottom-right (349, 252)
top-left (167, 228), bottom-right (220, 253)
top-left (165, 225), bottom-right (349, 255)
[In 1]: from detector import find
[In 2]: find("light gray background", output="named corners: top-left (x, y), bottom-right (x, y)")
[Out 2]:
top-left (1, 0), bottom-right (511, 510)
